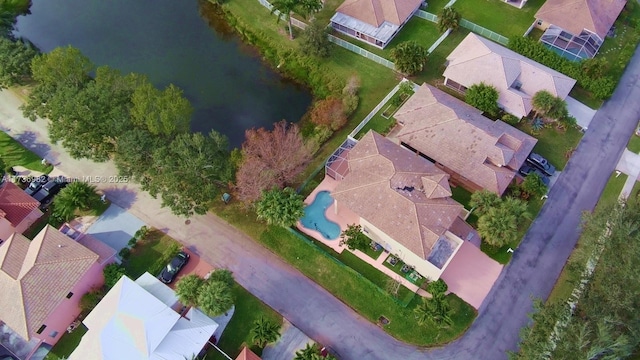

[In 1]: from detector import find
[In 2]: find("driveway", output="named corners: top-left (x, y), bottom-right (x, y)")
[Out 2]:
top-left (262, 320), bottom-right (314, 360)
top-left (85, 204), bottom-right (145, 251)
top-left (566, 96), bottom-right (597, 130)
top-left (440, 242), bottom-right (503, 309)
top-left (0, 44), bottom-right (639, 359)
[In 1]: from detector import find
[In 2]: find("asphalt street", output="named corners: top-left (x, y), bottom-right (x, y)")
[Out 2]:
top-left (0, 45), bottom-right (639, 360)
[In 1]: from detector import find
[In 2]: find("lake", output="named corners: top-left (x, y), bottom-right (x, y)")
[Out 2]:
top-left (14, 0), bottom-right (313, 148)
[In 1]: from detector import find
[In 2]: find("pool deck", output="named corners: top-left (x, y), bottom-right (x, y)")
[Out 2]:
top-left (297, 177), bottom-right (431, 297)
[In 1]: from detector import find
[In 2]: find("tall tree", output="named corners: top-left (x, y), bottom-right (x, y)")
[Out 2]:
top-left (390, 41), bottom-right (429, 75)
top-left (413, 292), bottom-right (453, 327)
top-left (207, 269), bottom-right (234, 288)
top-left (299, 20), bottom-right (330, 58)
top-left (339, 224), bottom-right (369, 251)
top-left (255, 187), bottom-right (305, 227)
top-left (0, 37), bottom-right (38, 89)
top-left (521, 174), bottom-right (547, 198)
top-left (52, 181), bottom-right (101, 221)
top-left (531, 90), bottom-right (568, 121)
top-left (437, 7), bottom-right (461, 33)
top-left (294, 343), bottom-right (321, 360)
top-left (145, 131), bottom-right (233, 217)
top-left (469, 190), bottom-right (501, 216)
top-left (130, 81), bottom-right (193, 138)
top-left (0, 0), bottom-right (31, 37)
top-left (270, 0), bottom-right (322, 40)
top-left (465, 82), bottom-right (500, 117)
top-left (197, 280), bottom-right (234, 317)
top-left (175, 274), bottom-right (204, 307)
top-left (236, 120), bottom-right (313, 204)
top-left (114, 128), bottom-right (165, 181)
top-left (250, 316), bottom-right (281, 347)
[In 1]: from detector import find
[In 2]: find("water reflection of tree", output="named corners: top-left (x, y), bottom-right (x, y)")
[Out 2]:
top-left (197, 0), bottom-right (235, 40)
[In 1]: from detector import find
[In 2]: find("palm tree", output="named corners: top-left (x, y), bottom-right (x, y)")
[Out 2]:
top-left (294, 343), bottom-right (319, 360)
top-left (414, 293), bottom-right (453, 327)
top-left (255, 187), bottom-right (305, 227)
top-left (469, 190), bottom-right (500, 216)
top-left (175, 274), bottom-right (204, 307)
top-left (270, 0), bottom-right (322, 40)
top-left (477, 207), bottom-right (518, 247)
top-left (196, 280), bottom-right (234, 317)
top-left (52, 181), bottom-right (100, 221)
top-left (250, 316), bottom-right (281, 347)
top-left (437, 7), bottom-right (461, 33)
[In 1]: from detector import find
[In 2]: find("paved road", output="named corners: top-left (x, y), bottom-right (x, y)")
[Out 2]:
top-left (1, 45), bottom-right (639, 360)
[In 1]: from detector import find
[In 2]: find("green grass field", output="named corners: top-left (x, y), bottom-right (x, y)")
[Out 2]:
top-left (43, 324), bottom-right (88, 360)
top-left (515, 122), bottom-right (583, 170)
top-left (124, 229), bottom-right (181, 278)
top-left (0, 131), bottom-right (52, 173)
top-left (454, 0), bottom-right (545, 39)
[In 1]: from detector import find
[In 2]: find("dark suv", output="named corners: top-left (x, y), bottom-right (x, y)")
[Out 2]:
top-left (159, 251), bottom-right (190, 284)
top-left (32, 176), bottom-right (68, 205)
top-left (526, 153), bottom-right (556, 177)
top-left (24, 175), bottom-right (49, 196)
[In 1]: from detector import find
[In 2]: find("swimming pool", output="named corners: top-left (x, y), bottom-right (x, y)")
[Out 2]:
top-left (300, 191), bottom-right (341, 240)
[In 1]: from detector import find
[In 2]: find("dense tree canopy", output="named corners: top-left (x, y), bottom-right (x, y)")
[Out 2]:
top-left (475, 195), bottom-right (530, 247)
top-left (465, 82), bottom-right (500, 117)
top-left (390, 41), bottom-right (429, 75)
top-left (175, 274), bottom-right (204, 307)
top-left (300, 20), bottom-right (331, 58)
top-left (0, 37), bottom-right (37, 88)
top-left (131, 81), bottom-right (192, 137)
top-left (531, 90), bottom-right (568, 122)
top-left (438, 7), bottom-right (461, 33)
top-left (271, 0), bottom-right (322, 39)
top-left (255, 187), bottom-right (305, 227)
top-left (339, 224), bottom-right (369, 251)
top-left (52, 181), bottom-right (101, 221)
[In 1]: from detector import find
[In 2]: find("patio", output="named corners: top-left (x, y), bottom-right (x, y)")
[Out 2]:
top-left (297, 176), bottom-right (430, 296)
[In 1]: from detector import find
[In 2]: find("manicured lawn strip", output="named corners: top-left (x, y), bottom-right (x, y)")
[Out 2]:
top-left (628, 134), bottom-right (640, 154)
top-left (43, 324), bottom-right (88, 360)
top-left (547, 172), bottom-right (628, 304)
top-left (124, 229), bottom-right (181, 278)
top-left (451, 186), bottom-right (478, 225)
top-left (568, 87), bottom-right (602, 110)
top-left (599, 2), bottom-right (640, 83)
top-left (630, 180), bottom-right (640, 199)
top-left (208, 283), bottom-right (283, 360)
top-left (314, 0), bottom-right (346, 25)
top-left (454, 0), bottom-right (545, 39)
top-left (362, 244), bottom-right (383, 260)
top-left (425, 0), bottom-right (450, 12)
top-left (0, 131), bottom-right (52, 173)
top-left (416, 28), bottom-right (470, 84)
top-left (515, 122), bottom-right (583, 170)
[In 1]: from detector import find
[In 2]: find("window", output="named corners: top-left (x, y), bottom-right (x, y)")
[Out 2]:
top-left (66, 292), bottom-right (73, 299)
top-left (537, 20), bottom-right (542, 26)
top-left (49, 330), bottom-right (59, 338)
top-left (36, 325), bottom-right (46, 334)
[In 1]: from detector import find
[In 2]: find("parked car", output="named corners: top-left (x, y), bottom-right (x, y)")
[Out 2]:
top-left (526, 153), bottom-right (556, 176)
top-left (159, 251), bottom-right (190, 284)
top-left (518, 164), bottom-right (550, 186)
top-left (32, 176), bottom-right (68, 205)
top-left (24, 175), bottom-right (49, 196)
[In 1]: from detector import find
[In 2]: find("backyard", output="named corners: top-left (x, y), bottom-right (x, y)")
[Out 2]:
top-left (208, 283), bottom-right (283, 360)
top-left (415, 28), bottom-right (470, 84)
top-left (454, 0), bottom-right (546, 39)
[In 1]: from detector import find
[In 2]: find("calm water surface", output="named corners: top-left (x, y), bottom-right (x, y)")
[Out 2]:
top-left (15, 0), bottom-right (312, 147)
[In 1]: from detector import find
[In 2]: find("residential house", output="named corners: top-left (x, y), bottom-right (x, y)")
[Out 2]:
top-left (535, 0), bottom-right (626, 60)
top-left (331, 130), bottom-right (477, 280)
top-left (70, 273), bottom-right (218, 360)
top-left (0, 181), bottom-right (43, 242)
top-left (0, 225), bottom-right (113, 359)
top-left (330, 0), bottom-right (423, 48)
top-left (236, 346), bottom-right (262, 360)
top-left (443, 33), bottom-right (577, 118)
top-left (393, 83), bottom-right (537, 195)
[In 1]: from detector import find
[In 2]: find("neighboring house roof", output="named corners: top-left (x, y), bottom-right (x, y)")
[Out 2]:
top-left (336, 0), bottom-right (422, 26)
top-left (332, 131), bottom-right (464, 259)
top-left (0, 225), bottom-right (99, 340)
top-left (70, 274), bottom-right (218, 360)
top-left (0, 181), bottom-right (41, 228)
top-left (443, 33), bottom-right (577, 118)
top-left (535, 0), bottom-right (626, 39)
top-left (76, 234), bottom-right (116, 265)
top-left (393, 84), bottom-right (538, 195)
top-left (236, 347), bottom-right (262, 360)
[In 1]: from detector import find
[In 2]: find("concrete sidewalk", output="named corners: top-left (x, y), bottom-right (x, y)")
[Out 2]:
top-left (615, 149), bottom-right (640, 198)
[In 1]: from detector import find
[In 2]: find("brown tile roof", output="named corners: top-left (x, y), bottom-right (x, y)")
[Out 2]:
top-left (443, 33), bottom-right (577, 118)
top-left (0, 181), bottom-right (41, 227)
top-left (393, 84), bottom-right (537, 195)
top-left (0, 225), bottom-right (99, 340)
top-left (535, 0), bottom-right (626, 39)
top-left (235, 347), bottom-right (262, 360)
top-left (336, 0), bottom-right (422, 26)
top-left (332, 131), bottom-right (464, 258)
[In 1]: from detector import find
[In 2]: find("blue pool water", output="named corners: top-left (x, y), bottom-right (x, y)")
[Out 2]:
top-left (300, 191), bottom-right (341, 240)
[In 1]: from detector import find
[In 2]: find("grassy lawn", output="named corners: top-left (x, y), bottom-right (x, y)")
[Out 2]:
top-left (628, 133), bottom-right (640, 154)
top-left (569, 86), bottom-right (603, 110)
top-left (124, 229), bottom-right (181, 278)
top-left (547, 172), bottom-right (628, 304)
top-left (0, 131), bottom-right (52, 173)
top-left (415, 28), bottom-right (470, 84)
top-left (426, 0), bottom-right (450, 12)
top-left (454, 0), bottom-right (545, 39)
top-left (208, 283), bottom-right (283, 360)
top-left (331, 17), bottom-right (442, 59)
top-left (354, 88), bottom-right (414, 138)
top-left (515, 122), bottom-right (583, 170)
top-left (450, 186), bottom-right (478, 226)
top-left (598, 2), bottom-right (640, 83)
top-left (43, 324), bottom-right (87, 360)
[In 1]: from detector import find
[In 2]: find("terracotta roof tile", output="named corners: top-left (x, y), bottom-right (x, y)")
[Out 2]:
top-left (535, 0), bottom-right (626, 39)
top-left (333, 131), bottom-right (464, 258)
top-left (336, 0), bottom-right (422, 26)
top-left (0, 182), bottom-right (41, 227)
top-left (236, 347), bottom-right (262, 360)
top-left (443, 33), bottom-right (577, 118)
top-left (0, 225), bottom-right (99, 340)
top-left (393, 84), bottom-right (537, 195)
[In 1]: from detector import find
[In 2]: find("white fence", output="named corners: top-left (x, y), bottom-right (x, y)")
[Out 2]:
top-left (349, 79), bottom-right (409, 138)
top-left (459, 19), bottom-right (509, 45)
top-left (327, 35), bottom-right (396, 69)
top-left (414, 10), bottom-right (438, 23)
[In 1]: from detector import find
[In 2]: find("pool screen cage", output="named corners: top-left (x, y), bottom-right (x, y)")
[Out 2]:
top-left (325, 137), bottom-right (357, 180)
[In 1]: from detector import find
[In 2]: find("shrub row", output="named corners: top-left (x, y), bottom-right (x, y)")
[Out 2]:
top-left (508, 37), bottom-right (615, 100)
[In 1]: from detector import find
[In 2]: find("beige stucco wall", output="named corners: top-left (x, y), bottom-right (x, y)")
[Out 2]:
top-left (15, 208), bottom-right (44, 235)
top-left (359, 218), bottom-right (446, 281)
top-left (534, 19), bottom-right (552, 32)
